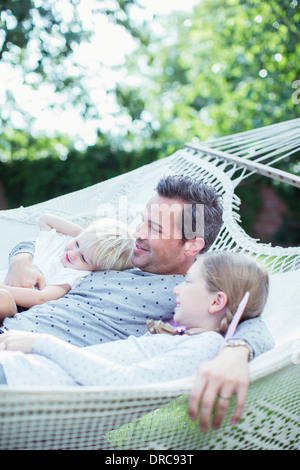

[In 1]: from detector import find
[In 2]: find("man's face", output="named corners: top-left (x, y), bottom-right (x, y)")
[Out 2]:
top-left (131, 195), bottom-right (194, 275)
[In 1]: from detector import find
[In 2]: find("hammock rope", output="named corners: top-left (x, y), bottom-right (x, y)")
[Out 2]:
top-left (0, 119), bottom-right (299, 450)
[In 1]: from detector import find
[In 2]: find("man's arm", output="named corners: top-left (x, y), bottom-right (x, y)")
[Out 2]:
top-left (188, 345), bottom-right (249, 432)
top-left (188, 317), bottom-right (274, 432)
top-left (8, 240), bottom-right (35, 259)
top-left (5, 241), bottom-right (46, 289)
top-left (233, 317), bottom-right (274, 359)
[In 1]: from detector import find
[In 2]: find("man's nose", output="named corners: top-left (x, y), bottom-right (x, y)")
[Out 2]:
top-left (133, 222), bottom-right (148, 240)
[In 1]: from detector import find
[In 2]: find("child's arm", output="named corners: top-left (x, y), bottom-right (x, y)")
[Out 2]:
top-left (39, 214), bottom-right (83, 238)
top-left (0, 283), bottom-right (71, 309)
top-left (0, 330), bottom-right (224, 387)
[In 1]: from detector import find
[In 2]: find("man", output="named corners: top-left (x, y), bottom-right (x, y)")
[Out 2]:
top-left (2, 175), bottom-right (273, 431)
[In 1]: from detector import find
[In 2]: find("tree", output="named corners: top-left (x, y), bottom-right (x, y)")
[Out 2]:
top-left (0, 0), bottom-right (151, 132)
top-left (112, 0), bottom-right (300, 245)
top-left (0, 129), bottom-right (158, 208)
top-left (114, 0), bottom-right (300, 149)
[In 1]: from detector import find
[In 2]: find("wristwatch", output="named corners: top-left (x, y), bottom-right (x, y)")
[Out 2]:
top-left (223, 339), bottom-right (253, 360)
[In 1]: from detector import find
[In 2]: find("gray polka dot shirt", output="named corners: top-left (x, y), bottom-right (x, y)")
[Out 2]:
top-left (4, 241), bottom-right (274, 360)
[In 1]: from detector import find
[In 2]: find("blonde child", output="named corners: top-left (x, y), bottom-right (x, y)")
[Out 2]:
top-left (0, 252), bottom-right (269, 387)
top-left (0, 214), bottom-right (134, 320)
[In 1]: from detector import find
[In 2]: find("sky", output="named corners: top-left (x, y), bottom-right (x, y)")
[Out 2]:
top-left (0, 0), bottom-right (198, 149)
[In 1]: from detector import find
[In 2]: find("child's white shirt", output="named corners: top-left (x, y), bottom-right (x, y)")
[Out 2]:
top-left (33, 229), bottom-right (91, 289)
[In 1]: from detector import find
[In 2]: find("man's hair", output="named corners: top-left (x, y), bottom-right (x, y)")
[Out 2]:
top-left (156, 175), bottom-right (223, 253)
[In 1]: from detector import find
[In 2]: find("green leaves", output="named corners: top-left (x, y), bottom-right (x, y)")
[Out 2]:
top-left (114, 0), bottom-right (300, 144)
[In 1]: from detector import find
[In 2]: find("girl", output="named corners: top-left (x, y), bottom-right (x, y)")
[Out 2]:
top-left (0, 252), bottom-right (269, 387)
top-left (0, 214), bottom-right (134, 320)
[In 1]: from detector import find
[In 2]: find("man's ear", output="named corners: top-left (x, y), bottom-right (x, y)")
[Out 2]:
top-left (184, 237), bottom-right (205, 257)
top-left (209, 292), bottom-right (228, 314)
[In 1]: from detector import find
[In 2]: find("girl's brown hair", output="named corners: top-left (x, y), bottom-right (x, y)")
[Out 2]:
top-left (147, 251), bottom-right (269, 337)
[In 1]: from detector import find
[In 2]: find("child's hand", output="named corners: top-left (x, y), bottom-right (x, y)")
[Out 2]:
top-left (0, 330), bottom-right (41, 354)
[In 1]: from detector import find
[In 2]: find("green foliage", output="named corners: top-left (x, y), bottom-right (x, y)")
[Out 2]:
top-left (114, 0), bottom-right (300, 144)
top-left (0, 130), bottom-right (159, 208)
top-left (0, 0), bottom-right (151, 129)
top-left (111, 0), bottom-right (300, 246)
top-left (0, 0), bottom-right (299, 246)
top-left (0, 128), bottom-right (71, 161)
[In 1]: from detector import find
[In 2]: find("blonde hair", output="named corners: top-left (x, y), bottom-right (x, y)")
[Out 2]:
top-left (79, 218), bottom-right (134, 271)
top-left (147, 251), bottom-right (269, 337)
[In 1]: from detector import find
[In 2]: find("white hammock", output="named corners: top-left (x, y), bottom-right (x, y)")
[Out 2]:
top-left (0, 119), bottom-right (299, 450)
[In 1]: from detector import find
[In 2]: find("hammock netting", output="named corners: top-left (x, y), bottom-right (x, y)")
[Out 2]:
top-left (0, 119), bottom-right (299, 450)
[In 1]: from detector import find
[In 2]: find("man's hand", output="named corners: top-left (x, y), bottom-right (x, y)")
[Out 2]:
top-left (4, 253), bottom-right (46, 290)
top-left (188, 346), bottom-right (250, 432)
